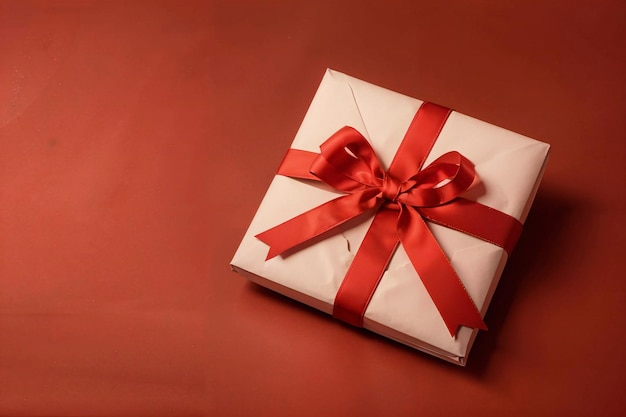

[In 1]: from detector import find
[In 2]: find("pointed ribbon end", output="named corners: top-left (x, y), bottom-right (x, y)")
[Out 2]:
top-left (262, 246), bottom-right (282, 261)
top-left (255, 232), bottom-right (281, 260)
top-left (446, 318), bottom-right (488, 338)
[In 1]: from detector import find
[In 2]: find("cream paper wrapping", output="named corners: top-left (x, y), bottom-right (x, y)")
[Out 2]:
top-left (231, 69), bottom-right (550, 365)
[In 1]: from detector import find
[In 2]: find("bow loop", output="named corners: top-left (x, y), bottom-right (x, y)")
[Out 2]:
top-left (399, 151), bottom-right (476, 207)
top-left (310, 127), bottom-right (385, 192)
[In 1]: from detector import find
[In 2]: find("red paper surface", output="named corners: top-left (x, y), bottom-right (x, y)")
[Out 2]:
top-left (1, 1), bottom-right (624, 416)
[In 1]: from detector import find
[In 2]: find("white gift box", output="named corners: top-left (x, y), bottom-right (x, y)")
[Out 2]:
top-left (231, 69), bottom-right (550, 365)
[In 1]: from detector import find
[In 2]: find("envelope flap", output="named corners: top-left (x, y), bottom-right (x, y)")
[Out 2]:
top-left (291, 69), bottom-right (369, 152)
top-left (337, 72), bottom-right (424, 167)
top-left (292, 70), bottom-right (425, 168)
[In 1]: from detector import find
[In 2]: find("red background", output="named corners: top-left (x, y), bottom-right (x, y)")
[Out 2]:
top-left (1, 1), bottom-right (624, 416)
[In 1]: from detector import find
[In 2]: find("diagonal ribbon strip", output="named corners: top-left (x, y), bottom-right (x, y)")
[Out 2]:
top-left (256, 102), bottom-right (522, 336)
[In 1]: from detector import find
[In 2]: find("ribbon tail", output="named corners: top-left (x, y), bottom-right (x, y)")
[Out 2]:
top-left (333, 208), bottom-right (400, 327)
top-left (256, 190), bottom-right (380, 259)
top-left (419, 198), bottom-right (523, 254)
top-left (399, 207), bottom-right (487, 336)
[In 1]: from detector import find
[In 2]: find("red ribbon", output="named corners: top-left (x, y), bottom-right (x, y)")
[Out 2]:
top-left (256, 103), bottom-right (522, 336)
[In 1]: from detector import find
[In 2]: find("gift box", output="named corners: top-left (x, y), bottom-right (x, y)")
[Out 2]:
top-left (231, 69), bottom-right (550, 365)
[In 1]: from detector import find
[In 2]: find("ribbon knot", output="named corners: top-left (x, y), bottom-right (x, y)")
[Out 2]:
top-left (256, 103), bottom-right (523, 336)
top-left (381, 174), bottom-right (403, 203)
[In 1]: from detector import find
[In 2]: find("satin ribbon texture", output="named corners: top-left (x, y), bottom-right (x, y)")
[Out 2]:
top-left (256, 102), bottom-right (522, 337)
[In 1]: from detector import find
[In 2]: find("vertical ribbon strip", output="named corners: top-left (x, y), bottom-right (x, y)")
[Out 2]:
top-left (256, 103), bottom-right (522, 336)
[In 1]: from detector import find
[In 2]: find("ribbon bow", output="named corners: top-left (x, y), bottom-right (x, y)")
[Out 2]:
top-left (256, 103), bottom-right (522, 336)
